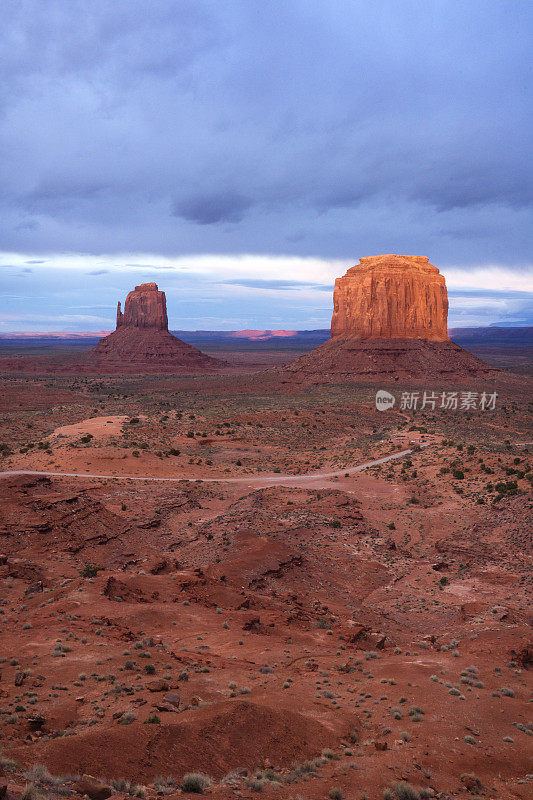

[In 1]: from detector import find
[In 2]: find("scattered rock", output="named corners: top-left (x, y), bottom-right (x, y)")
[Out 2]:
top-left (146, 679), bottom-right (169, 693)
top-left (75, 775), bottom-right (112, 800)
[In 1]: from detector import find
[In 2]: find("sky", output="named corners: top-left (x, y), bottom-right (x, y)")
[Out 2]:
top-left (1, 0), bottom-right (532, 332)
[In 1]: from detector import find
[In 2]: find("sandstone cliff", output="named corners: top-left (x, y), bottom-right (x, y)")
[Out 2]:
top-left (116, 282), bottom-right (168, 330)
top-left (89, 283), bottom-right (224, 372)
top-left (331, 255), bottom-right (449, 341)
top-left (284, 255), bottom-right (498, 384)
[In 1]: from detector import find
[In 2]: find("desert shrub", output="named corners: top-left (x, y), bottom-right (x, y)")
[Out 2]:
top-left (111, 779), bottom-right (129, 792)
top-left (0, 749), bottom-right (20, 772)
top-left (515, 722), bottom-right (532, 735)
top-left (246, 778), bottom-right (265, 792)
top-left (80, 564), bottom-right (99, 578)
top-left (23, 766), bottom-right (59, 785)
top-left (329, 789), bottom-right (343, 800)
top-left (181, 773), bottom-right (212, 794)
top-left (111, 779), bottom-right (145, 797)
top-left (152, 777), bottom-right (175, 794)
top-left (22, 785), bottom-right (39, 800)
top-left (494, 480), bottom-right (518, 495)
top-left (261, 768), bottom-right (281, 782)
top-left (392, 782), bottom-right (419, 800)
top-left (297, 760), bottom-right (316, 774)
top-left (144, 714), bottom-right (160, 724)
top-left (501, 687), bottom-right (515, 697)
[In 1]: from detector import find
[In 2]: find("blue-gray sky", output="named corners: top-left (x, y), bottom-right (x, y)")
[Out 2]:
top-left (1, 1), bottom-right (532, 331)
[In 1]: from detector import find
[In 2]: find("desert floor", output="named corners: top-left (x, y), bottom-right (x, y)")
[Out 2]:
top-left (0, 358), bottom-right (531, 800)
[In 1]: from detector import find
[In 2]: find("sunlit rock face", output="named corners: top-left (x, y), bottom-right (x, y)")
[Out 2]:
top-left (90, 283), bottom-right (223, 372)
top-left (331, 255), bottom-right (449, 341)
top-left (116, 283), bottom-right (168, 331)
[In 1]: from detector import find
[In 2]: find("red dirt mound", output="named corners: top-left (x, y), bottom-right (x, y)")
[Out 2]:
top-left (282, 336), bottom-right (500, 385)
top-left (87, 326), bottom-right (223, 373)
top-left (17, 700), bottom-right (345, 782)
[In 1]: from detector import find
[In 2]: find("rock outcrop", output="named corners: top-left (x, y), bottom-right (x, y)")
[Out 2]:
top-left (331, 255), bottom-right (449, 341)
top-left (116, 282), bottom-right (168, 330)
top-left (284, 255), bottom-right (499, 384)
top-left (89, 283), bottom-right (223, 373)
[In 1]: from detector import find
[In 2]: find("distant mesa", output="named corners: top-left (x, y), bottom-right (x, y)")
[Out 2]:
top-left (89, 283), bottom-right (224, 372)
top-left (230, 330), bottom-right (298, 340)
top-left (284, 255), bottom-right (499, 384)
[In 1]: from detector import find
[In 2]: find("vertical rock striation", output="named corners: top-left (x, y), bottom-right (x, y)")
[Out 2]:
top-left (331, 255), bottom-right (449, 341)
top-left (117, 283), bottom-right (169, 330)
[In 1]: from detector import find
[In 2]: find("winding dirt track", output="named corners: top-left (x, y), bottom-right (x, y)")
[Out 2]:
top-left (0, 445), bottom-right (431, 486)
top-left (1, 441), bottom-right (530, 487)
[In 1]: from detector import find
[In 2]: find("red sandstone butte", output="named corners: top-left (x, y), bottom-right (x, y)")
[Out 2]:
top-left (331, 254), bottom-right (449, 341)
top-left (89, 283), bottom-right (223, 372)
top-left (284, 254), bottom-right (499, 384)
top-left (116, 282), bottom-right (168, 330)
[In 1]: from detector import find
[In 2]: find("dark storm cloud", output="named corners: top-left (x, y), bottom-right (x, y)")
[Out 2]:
top-left (0, 0), bottom-right (531, 266)
top-left (173, 193), bottom-right (252, 225)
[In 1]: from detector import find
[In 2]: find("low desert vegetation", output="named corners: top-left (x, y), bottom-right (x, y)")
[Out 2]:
top-left (181, 773), bottom-right (212, 794)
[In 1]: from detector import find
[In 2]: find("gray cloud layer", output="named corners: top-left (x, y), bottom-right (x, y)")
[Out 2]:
top-left (0, 0), bottom-right (531, 266)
